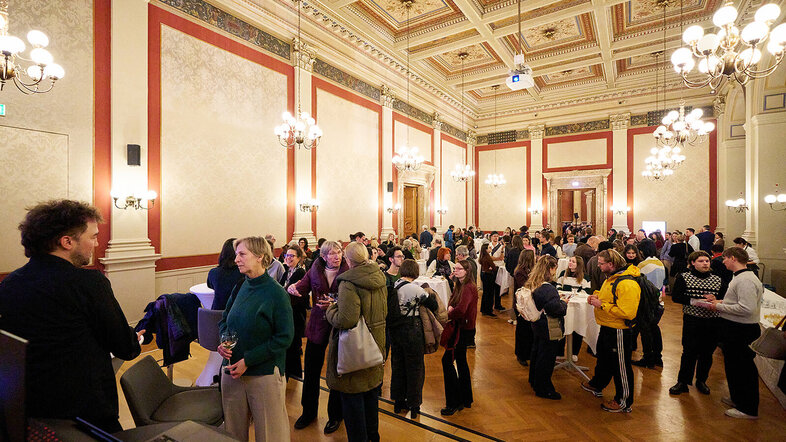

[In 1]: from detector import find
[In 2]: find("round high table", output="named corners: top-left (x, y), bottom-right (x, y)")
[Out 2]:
top-left (189, 283), bottom-right (222, 387)
top-left (189, 283), bottom-right (215, 309)
top-left (413, 276), bottom-right (450, 307)
top-left (554, 292), bottom-right (600, 381)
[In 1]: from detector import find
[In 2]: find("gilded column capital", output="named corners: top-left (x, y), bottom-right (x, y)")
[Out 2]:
top-left (466, 129), bottom-right (477, 146)
top-left (381, 84), bottom-right (396, 108)
top-left (528, 125), bottom-right (545, 139)
top-left (432, 112), bottom-right (443, 130)
top-left (293, 37), bottom-right (316, 72)
top-left (610, 112), bottom-right (630, 131)
top-left (713, 95), bottom-right (726, 116)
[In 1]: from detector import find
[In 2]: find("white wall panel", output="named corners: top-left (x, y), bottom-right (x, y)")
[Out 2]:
top-left (394, 120), bottom-right (432, 164)
top-left (547, 138), bottom-right (606, 169)
top-left (632, 133), bottom-right (710, 232)
top-left (316, 90), bottom-right (380, 241)
top-left (441, 141), bottom-right (467, 228)
top-left (478, 147), bottom-right (527, 231)
top-left (160, 27), bottom-right (288, 257)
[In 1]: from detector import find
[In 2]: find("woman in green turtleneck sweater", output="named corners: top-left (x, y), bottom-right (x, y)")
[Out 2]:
top-left (218, 237), bottom-right (293, 442)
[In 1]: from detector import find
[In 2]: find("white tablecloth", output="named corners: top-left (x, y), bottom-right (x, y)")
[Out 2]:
top-left (562, 292), bottom-right (600, 353)
top-left (417, 259), bottom-right (427, 277)
top-left (473, 238), bottom-right (485, 254)
top-left (420, 249), bottom-right (430, 260)
top-left (495, 266), bottom-right (511, 293)
top-left (190, 283), bottom-right (215, 309)
top-left (414, 277), bottom-right (450, 307)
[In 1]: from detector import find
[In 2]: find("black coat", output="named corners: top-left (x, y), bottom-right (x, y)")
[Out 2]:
top-left (0, 255), bottom-right (141, 423)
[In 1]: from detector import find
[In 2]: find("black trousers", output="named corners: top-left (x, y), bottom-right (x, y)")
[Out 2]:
top-left (515, 312), bottom-right (533, 361)
top-left (638, 307), bottom-right (664, 364)
top-left (286, 307), bottom-right (307, 379)
top-left (557, 332), bottom-right (583, 357)
top-left (480, 272), bottom-right (496, 314)
top-left (718, 319), bottom-right (760, 416)
top-left (677, 314), bottom-right (718, 384)
top-left (442, 329), bottom-right (475, 408)
top-left (589, 326), bottom-right (635, 408)
top-left (390, 320), bottom-right (426, 407)
top-left (301, 339), bottom-right (342, 420)
top-left (529, 326), bottom-right (560, 395)
top-left (340, 387), bottom-right (380, 442)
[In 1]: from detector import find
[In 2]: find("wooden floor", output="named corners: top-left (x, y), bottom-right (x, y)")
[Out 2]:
top-left (116, 294), bottom-right (786, 441)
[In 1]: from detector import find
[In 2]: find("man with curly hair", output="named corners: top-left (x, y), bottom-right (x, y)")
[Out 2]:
top-left (0, 199), bottom-right (142, 433)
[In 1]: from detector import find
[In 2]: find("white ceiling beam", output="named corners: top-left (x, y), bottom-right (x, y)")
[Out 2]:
top-left (329, 0), bottom-right (359, 9)
top-left (393, 21), bottom-right (477, 50)
top-left (452, 0), bottom-right (515, 70)
top-left (591, 0), bottom-right (615, 88)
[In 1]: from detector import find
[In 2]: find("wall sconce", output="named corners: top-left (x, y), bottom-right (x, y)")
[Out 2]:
top-left (436, 206), bottom-right (448, 215)
top-left (725, 193), bottom-right (749, 213)
top-left (764, 184), bottom-right (786, 212)
top-left (528, 206), bottom-right (543, 216)
top-left (610, 205), bottom-right (630, 216)
top-left (111, 189), bottom-right (157, 210)
top-left (386, 203), bottom-right (401, 214)
top-left (299, 199), bottom-right (319, 213)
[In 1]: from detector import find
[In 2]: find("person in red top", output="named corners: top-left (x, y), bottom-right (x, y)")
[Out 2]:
top-left (440, 259), bottom-right (478, 416)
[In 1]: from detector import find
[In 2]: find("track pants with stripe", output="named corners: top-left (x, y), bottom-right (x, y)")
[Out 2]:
top-left (588, 326), bottom-right (634, 408)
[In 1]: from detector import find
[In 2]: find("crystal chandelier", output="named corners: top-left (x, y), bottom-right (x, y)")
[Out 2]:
top-left (393, 0), bottom-right (423, 172)
top-left (452, 51), bottom-right (474, 182)
top-left (486, 85), bottom-right (505, 187)
top-left (274, 0), bottom-right (322, 149)
top-left (0, 1), bottom-right (65, 94)
top-left (654, 104), bottom-right (715, 148)
top-left (671, 1), bottom-right (786, 92)
top-left (642, 148), bottom-right (676, 181)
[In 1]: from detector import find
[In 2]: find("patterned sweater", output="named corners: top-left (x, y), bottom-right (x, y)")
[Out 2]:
top-left (671, 269), bottom-right (723, 318)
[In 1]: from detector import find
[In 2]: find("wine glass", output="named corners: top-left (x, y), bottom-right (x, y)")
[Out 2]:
top-left (221, 330), bottom-right (238, 374)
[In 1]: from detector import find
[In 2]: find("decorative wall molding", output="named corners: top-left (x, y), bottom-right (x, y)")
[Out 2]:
top-left (610, 112), bottom-right (630, 131)
top-left (381, 84), bottom-right (396, 108)
top-left (630, 113), bottom-right (648, 126)
top-left (442, 122), bottom-right (467, 142)
top-left (546, 119), bottom-right (609, 137)
top-left (293, 37), bottom-right (316, 71)
top-left (432, 112), bottom-right (443, 130)
top-left (312, 58), bottom-right (380, 101)
top-left (528, 125), bottom-right (545, 140)
top-left (714, 95), bottom-right (726, 116)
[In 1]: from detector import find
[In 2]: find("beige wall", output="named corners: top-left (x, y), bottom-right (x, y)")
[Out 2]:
top-left (394, 120), bottom-right (432, 164)
top-left (440, 140), bottom-right (468, 228)
top-left (159, 26), bottom-right (288, 257)
top-left (0, 0), bottom-right (94, 273)
top-left (546, 138), bottom-right (606, 169)
top-left (477, 147), bottom-right (527, 230)
top-left (315, 89), bottom-right (380, 241)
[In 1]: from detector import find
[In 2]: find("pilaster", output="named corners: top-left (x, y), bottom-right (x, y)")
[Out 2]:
top-left (528, 125), bottom-right (545, 231)
top-left (380, 85), bottom-right (396, 238)
top-left (610, 112), bottom-right (630, 232)
top-left (433, 112), bottom-right (443, 229)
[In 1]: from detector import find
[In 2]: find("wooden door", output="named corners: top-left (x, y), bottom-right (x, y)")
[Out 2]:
top-left (403, 186), bottom-right (419, 238)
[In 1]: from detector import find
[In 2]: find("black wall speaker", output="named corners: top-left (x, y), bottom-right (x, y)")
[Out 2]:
top-left (127, 144), bottom-right (141, 166)
top-left (387, 181), bottom-right (394, 192)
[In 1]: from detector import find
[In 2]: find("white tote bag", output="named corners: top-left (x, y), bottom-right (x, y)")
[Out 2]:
top-left (337, 315), bottom-right (384, 375)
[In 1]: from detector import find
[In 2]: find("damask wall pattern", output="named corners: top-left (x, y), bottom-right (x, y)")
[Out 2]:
top-left (160, 26), bottom-right (288, 257)
top-left (0, 128), bottom-right (69, 272)
top-left (440, 140), bottom-right (468, 228)
top-left (477, 147), bottom-right (527, 231)
top-left (394, 120), bottom-right (433, 164)
top-left (546, 138), bottom-right (607, 169)
top-left (632, 132), bottom-right (710, 231)
top-left (314, 89), bottom-right (380, 241)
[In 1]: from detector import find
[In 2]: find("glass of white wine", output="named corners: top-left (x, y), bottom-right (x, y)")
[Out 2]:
top-left (220, 330), bottom-right (238, 374)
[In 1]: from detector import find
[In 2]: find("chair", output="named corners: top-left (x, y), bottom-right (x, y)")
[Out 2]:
top-left (120, 355), bottom-right (223, 427)
top-left (197, 308), bottom-right (223, 351)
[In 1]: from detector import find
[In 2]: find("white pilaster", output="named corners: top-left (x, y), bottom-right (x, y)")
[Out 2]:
top-left (610, 113), bottom-right (630, 232)
top-left (466, 129), bottom-right (476, 229)
top-left (290, 39), bottom-right (317, 245)
top-left (433, 114), bottom-right (443, 230)
top-left (528, 125), bottom-right (545, 231)
top-left (103, 0), bottom-right (160, 320)
top-left (380, 86), bottom-right (396, 238)
top-left (742, 85), bottom-right (758, 246)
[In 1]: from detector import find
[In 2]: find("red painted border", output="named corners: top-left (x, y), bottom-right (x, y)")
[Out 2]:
top-left (542, 132), bottom-right (614, 173)
top-left (392, 112), bottom-right (435, 166)
top-left (94, 0), bottom-right (112, 270)
top-left (474, 141), bottom-right (531, 230)
top-left (440, 134), bottom-right (468, 227)
top-left (311, 76), bottom-right (384, 238)
top-left (147, 5), bottom-right (294, 270)
top-left (627, 126), bottom-right (656, 231)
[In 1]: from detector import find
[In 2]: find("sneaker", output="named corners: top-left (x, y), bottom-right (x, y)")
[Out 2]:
top-left (601, 400), bottom-right (632, 413)
top-left (724, 408), bottom-right (758, 419)
top-left (581, 381), bottom-right (603, 398)
top-left (721, 397), bottom-right (736, 408)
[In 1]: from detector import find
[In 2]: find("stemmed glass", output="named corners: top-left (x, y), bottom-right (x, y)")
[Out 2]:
top-left (220, 330), bottom-right (238, 374)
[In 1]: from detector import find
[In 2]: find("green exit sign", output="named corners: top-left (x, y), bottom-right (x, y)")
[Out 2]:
top-left (0, 104), bottom-right (5, 117)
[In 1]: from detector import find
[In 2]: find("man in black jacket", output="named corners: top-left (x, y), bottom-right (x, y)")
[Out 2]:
top-left (0, 200), bottom-right (142, 433)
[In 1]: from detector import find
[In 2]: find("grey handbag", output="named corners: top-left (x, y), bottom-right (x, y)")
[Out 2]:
top-left (337, 314), bottom-right (384, 375)
top-left (749, 315), bottom-right (786, 360)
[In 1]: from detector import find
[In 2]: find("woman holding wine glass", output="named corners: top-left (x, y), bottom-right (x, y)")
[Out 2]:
top-left (218, 237), bottom-right (294, 442)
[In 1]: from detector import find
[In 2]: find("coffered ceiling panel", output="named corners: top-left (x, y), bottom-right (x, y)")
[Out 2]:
top-left (611, 0), bottom-right (721, 39)
top-left (500, 12), bottom-right (597, 56)
top-left (427, 43), bottom-right (504, 76)
top-left (350, 0), bottom-right (466, 37)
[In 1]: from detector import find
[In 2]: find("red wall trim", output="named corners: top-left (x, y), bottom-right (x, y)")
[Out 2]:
top-left (542, 131), bottom-right (614, 173)
top-left (439, 133), bottom-right (469, 227)
top-left (474, 141), bottom-right (531, 230)
top-left (148, 5), bottom-right (293, 270)
top-left (708, 119), bottom-right (718, 231)
top-left (94, 0), bottom-right (112, 270)
top-left (626, 126), bottom-right (657, 232)
top-left (392, 112), bottom-right (435, 166)
top-left (311, 76), bottom-right (384, 238)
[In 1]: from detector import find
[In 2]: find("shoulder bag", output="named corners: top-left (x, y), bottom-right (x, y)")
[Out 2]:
top-left (750, 315), bottom-right (786, 360)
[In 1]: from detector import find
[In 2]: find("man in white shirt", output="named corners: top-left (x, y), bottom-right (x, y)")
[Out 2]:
top-left (685, 228), bottom-right (700, 253)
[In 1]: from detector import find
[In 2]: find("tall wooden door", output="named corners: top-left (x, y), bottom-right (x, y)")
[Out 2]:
top-left (403, 185), bottom-right (419, 238)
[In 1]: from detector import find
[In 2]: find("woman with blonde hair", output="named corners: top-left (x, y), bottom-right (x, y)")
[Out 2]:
top-left (525, 255), bottom-right (566, 400)
top-left (218, 237), bottom-right (294, 442)
top-left (325, 242), bottom-right (387, 442)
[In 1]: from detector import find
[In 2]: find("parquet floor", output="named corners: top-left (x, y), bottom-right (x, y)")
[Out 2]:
top-left (116, 294), bottom-right (786, 441)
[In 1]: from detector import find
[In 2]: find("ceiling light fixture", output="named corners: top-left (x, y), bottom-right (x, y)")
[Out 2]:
top-left (486, 85), bottom-right (506, 188)
top-left (275, 0), bottom-right (322, 150)
top-left (0, 1), bottom-right (65, 94)
top-left (506, 0), bottom-right (534, 91)
top-left (671, 1), bottom-right (786, 92)
top-left (392, 0), bottom-right (424, 173)
top-left (452, 51), bottom-right (475, 182)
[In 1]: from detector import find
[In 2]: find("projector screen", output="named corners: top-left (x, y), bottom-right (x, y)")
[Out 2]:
top-left (641, 221), bottom-right (667, 236)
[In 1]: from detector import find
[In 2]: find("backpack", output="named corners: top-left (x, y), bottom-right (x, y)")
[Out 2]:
top-left (611, 272), bottom-right (663, 328)
top-left (515, 285), bottom-right (543, 322)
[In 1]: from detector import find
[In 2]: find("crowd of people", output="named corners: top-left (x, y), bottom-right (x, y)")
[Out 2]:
top-left (0, 199), bottom-right (771, 442)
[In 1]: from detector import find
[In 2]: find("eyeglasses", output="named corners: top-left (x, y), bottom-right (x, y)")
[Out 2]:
top-left (284, 254), bottom-right (297, 258)
top-left (393, 254), bottom-right (404, 259)
top-left (327, 251), bottom-right (342, 257)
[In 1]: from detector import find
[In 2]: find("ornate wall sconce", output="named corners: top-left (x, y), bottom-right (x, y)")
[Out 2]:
top-left (111, 189), bottom-right (156, 210)
top-left (610, 205), bottom-right (631, 216)
top-left (725, 193), bottom-right (749, 213)
top-left (299, 199), bottom-right (319, 213)
top-left (764, 183), bottom-right (786, 212)
top-left (386, 203), bottom-right (401, 214)
top-left (528, 205), bottom-right (543, 216)
top-left (436, 206), bottom-right (448, 215)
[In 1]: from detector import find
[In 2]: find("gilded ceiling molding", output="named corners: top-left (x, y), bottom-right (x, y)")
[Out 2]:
top-left (466, 129), bottom-right (476, 146)
top-left (609, 113), bottom-right (630, 131)
top-left (156, 0), bottom-right (291, 59)
top-left (442, 122), bottom-right (468, 142)
top-left (516, 129), bottom-right (530, 140)
top-left (476, 135), bottom-right (488, 145)
top-left (713, 95), bottom-right (726, 116)
top-left (546, 119), bottom-right (609, 137)
top-left (630, 114), bottom-right (649, 126)
top-left (312, 58), bottom-right (380, 101)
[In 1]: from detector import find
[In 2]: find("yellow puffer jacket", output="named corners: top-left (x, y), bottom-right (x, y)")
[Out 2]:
top-left (593, 264), bottom-right (641, 329)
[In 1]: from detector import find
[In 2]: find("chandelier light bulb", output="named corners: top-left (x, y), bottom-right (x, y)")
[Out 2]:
top-left (282, 111), bottom-right (292, 121)
top-left (683, 25), bottom-right (705, 44)
top-left (0, 35), bottom-right (25, 55)
top-left (764, 194), bottom-right (777, 204)
top-left (43, 63), bottom-right (64, 79)
top-left (778, 194), bottom-right (786, 203)
top-left (771, 24), bottom-right (786, 44)
top-left (26, 65), bottom-right (42, 81)
top-left (767, 39), bottom-right (785, 55)
top-left (738, 47), bottom-right (763, 65)
top-left (755, 4), bottom-right (780, 23)
top-left (713, 5), bottom-right (738, 27)
top-left (26, 30), bottom-right (49, 48)
top-left (0, 14), bottom-right (5, 29)
top-left (29, 47), bottom-right (53, 65)
top-left (697, 34), bottom-right (720, 54)
top-left (741, 21), bottom-right (769, 44)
